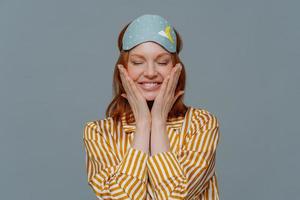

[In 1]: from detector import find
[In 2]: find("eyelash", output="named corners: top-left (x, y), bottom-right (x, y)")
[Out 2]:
top-left (159, 62), bottom-right (168, 65)
top-left (132, 62), bottom-right (168, 65)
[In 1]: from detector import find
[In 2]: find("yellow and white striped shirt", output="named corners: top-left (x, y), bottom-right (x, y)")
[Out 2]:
top-left (83, 106), bottom-right (220, 200)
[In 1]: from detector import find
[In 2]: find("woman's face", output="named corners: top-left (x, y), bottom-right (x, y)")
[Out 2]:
top-left (126, 41), bottom-right (174, 101)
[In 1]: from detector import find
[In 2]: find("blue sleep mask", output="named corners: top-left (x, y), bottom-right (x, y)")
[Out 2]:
top-left (122, 14), bottom-right (177, 53)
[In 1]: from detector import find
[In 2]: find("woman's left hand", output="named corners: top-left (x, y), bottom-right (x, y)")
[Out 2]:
top-left (151, 63), bottom-right (185, 123)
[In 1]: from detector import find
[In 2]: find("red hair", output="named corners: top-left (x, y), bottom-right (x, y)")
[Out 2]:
top-left (105, 22), bottom-right (188, 128)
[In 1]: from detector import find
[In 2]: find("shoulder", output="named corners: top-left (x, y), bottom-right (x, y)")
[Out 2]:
top-left (188, 106), bottom-right (221, 150)
top-left (190, 106), bottom-right (220, 130)
top-left (83, 116), bottom-right (115, 140)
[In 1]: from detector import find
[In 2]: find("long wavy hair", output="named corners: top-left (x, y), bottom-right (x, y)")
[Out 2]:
top-left (105, 20), bottom-right (188, 128)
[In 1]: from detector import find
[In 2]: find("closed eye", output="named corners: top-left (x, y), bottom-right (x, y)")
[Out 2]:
top-left (132, 62), bottom-right (143, 65)
top-left (132, 61), bottom-right (168, 65)
top-left (158, 62), bottom-right (168, 65)
top-left (158, 59), bottom-right (169, 65)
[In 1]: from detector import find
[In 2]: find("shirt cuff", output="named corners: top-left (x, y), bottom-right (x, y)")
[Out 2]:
top-left (117, 147), bottom-right (149, 183)
top-left (147, 151), bottom-right (185, 189)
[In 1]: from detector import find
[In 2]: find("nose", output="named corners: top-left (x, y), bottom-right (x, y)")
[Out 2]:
top-left (144, 63), bottom-right (158, 77)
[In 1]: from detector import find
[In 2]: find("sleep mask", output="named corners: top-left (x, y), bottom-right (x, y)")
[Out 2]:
top-left (122, 14), bottom-right (177, 53)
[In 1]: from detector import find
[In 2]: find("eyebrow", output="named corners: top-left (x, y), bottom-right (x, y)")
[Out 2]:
top-left (130, 53), bottom-right (171, 59)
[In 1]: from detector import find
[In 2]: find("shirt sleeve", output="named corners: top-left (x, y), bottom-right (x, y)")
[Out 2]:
top-left (198, 173), bottom-right (220, 199)
top-left (83, 120), bottom-right (149, 200)
top-left (147, 112), bottom-right (220, 200)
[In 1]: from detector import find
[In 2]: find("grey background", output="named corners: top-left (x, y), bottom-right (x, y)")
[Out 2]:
top-left (1, 0), bottom-right (299, 199)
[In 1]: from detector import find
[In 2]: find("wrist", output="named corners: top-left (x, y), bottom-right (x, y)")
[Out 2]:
top-left (136, 118), bottom-right (151, 126)
top-left (151, 118), bottom-right (166, 126)
top-left (151, 121), bottom-right (166, 133)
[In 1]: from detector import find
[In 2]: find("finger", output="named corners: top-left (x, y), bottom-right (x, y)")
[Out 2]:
top-left (166, 63), bottom-right (181, 95)
top-left (122, 68), bottom-right (140, 97)
top-left (172, 90), bottom-right (185, 105)
top-left (118, 65), bottom-right (130, 94)
top-left (164, 66), bottom-right (175, 95)
top-left (159, 75), bottom-right (171, 98)
top-left (118, 65), bottom-right (142, 102)
top-left (123, 73), bottom-right (136, 101)
top-left (118, 65), bottom-right (136, 103)
top-left (171, 64), bottom-right (182, 93)
top-left (121, 93), bottom-right (127, 99)
top-left (118, 65), bottom-right (133, 94)
top-left (175, 90), bottom-right (184, 99)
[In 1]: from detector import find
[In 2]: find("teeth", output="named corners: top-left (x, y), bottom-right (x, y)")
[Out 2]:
top-left (143, 83), bottom-right (158, 85)
top-left (140, 82), bottom-right (160, 89)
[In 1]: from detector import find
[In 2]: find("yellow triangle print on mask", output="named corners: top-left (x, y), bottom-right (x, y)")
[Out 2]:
top-left (165, 25), bottom-right (174, 43)
top-left (158, 25), bottom-right (175, 44)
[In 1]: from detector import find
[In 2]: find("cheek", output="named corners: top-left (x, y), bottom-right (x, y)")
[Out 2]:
top-left (127, 69), bottom-right (139, 80)
top-left (161, 68), bottom-right (173, 79)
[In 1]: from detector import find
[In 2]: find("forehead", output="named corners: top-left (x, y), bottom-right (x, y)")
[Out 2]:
top-left (128, 41), bottom-right (171, 58)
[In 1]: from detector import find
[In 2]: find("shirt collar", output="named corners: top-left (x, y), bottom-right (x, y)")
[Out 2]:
top-left (121, 107), bottom-right (192, 134)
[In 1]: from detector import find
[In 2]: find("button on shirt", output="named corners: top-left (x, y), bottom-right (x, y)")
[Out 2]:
top-left (83, 106), bottom-right (221, 200)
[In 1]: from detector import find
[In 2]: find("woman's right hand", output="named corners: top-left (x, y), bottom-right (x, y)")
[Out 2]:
top-left (118, 64), bottom-right (151, 125)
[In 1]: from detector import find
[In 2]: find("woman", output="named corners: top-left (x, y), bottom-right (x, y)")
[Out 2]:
top-left (83, 14), bottom-right (220, 200)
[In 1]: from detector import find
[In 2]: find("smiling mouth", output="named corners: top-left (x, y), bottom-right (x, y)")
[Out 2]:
top-left (138, 82), bottom-right (161, 90)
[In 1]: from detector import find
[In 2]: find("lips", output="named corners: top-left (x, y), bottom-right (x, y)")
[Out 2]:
top-left (138, 81), bottom-right (162, 84)
top-left (138, 82), bottom-right (161, 90)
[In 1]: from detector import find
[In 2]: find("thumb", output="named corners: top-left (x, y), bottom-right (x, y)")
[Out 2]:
top-left (121, 93), bottom-right (127, 99)
top-left (174, 90), bottom-right (184, 100)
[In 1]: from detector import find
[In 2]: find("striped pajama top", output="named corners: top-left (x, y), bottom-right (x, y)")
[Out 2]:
top-left (83, 106), bottom-right (221, 200)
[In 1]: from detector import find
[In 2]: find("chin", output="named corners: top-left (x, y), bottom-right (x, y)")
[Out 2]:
top-left (136, 84), bottom-right (160, 101)
top-left (142, 92), bottom-right (158, 101)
